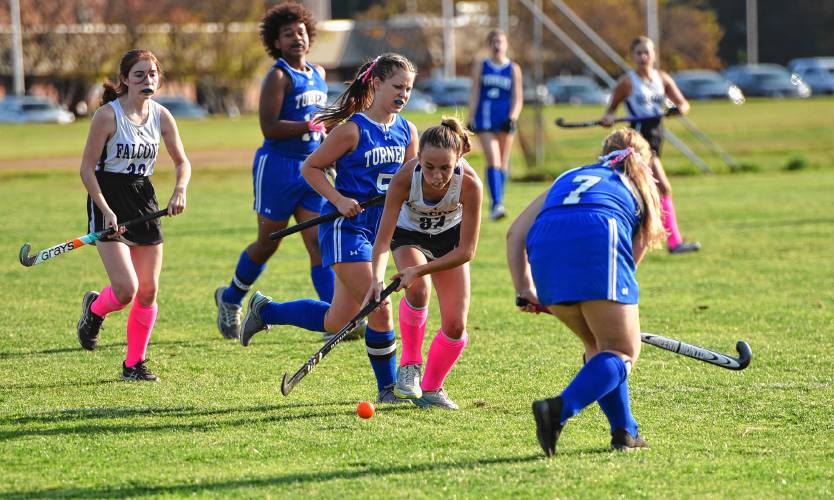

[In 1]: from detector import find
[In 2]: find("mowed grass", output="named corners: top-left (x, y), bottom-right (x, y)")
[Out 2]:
top-left (1, 155), bottom-right (833, 497)
top-left (2, 97), bottom-right (833, 177)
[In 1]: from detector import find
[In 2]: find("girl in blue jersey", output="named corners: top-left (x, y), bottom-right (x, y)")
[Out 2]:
top-left (468, 30), bottom-right (523, 221)
top-left (76, 50), bottom-right (191, 381)
top-left (602, 36), bottom-right (699, 254)
top-left (215, 3), bottom-right (334, 340)
top-left (366, 117), bottom-right (483, 410)
top-left (507, 128), bottom-right (665, 455)
top-left (240, 53), bottom-right (420, 404)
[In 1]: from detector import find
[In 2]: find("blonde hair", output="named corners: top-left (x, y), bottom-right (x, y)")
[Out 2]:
top-left (419, 116), bottom-right (472, 157)
top-left (630, 36), bottom-right (654, 53)
top-left (601, 128), bottom-right (665, 249)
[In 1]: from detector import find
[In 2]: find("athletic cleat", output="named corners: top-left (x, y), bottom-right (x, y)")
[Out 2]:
top-left (122, 361), bottom-right (160, 382)
top-left (214, 286), bottom-right (242, 340)
top-left (394, 364), bottom-right (423, 399)
top-left (323, 318), bottom-right (367, 343)
top-left (668, 241), bottom-right (701, 254)
top-left (414, 388), bottom-right (459, 410)
top-left (77, 291), bottom-right (103, 351)
top-left (610, 429), bottom-right (649, 452)
top-left (490, 204), bottom-right (507, 221)
top-left (532, 396), bottom-right (564, 457)
top-left (377, 385), bottom-right (414, 404)
top-left (240, 291), bottom-right (272, 347)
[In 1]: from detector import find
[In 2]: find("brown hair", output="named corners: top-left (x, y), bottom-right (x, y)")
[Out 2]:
top-left (316, 53), bottom-right (416, 128)
top-left (101, 49), bottom-right (163, 105)
top-left (601, 128), bottom-right (665, 249)
top-left (260, 2), bottom-right (317, 60)
top-left (419, 116), bottom-right (472, 157)
top-left (629, 36), bottom-right (654, 53)
top-left (487, 30), bottom-right (506, 44)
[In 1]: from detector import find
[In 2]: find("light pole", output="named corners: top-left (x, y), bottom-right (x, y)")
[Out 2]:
top-left (11, 0), bottom-right (25, 96)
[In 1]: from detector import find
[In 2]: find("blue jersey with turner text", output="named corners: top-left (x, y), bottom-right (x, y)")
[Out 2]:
top-left (262, 58), bottom-right (328, 158)
top-left (474, 59), bottom-right (513, 130)
top-left (331, 113), bottom-right (411, 202)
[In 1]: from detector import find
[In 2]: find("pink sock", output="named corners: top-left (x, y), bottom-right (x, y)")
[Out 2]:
top-left (125, 302), bottom-right (158, 368)
top-left (421, 329), bottom-right (468, 392)
top-left (399, 297), bottom-right (428, 366)
top-left (90, 285), bottom-right (128, 318)
top-left (660, 195), bottom-right (683, 248)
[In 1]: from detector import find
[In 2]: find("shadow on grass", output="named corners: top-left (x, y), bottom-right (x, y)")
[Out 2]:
top-left (0, 400), bottom-right (415, 438)
top-left (0, 339), bottom-right (217, 360)
top-left (0, 453), bottom-right (545, 498)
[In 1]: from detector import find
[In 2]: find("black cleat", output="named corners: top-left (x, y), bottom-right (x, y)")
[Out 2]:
top-left (610, 429), bottom-right (649, 452)
top-left (532, 396), bottom-right (564, 457)
top-left (122, 361), bottom-right (160, 382)
top-left (77, 291), bottom-right (104, 350)
top-left (668, 241), bottom-right (701, 254)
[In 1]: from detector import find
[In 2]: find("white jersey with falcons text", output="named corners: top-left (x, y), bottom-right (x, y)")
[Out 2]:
top-left (97, 98), bottom-right (162, 176)
top-left (625, 69), bottom-right (665, 118)
top-left (396, 158), bottom-right (466, 235)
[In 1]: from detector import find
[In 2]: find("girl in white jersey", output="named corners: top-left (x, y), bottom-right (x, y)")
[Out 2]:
top-left (76, 49), bottom-right (191, 381)
top-left (601, 36), bottom-right (700, 254)
top-left (366, 117), bottom-right (483, 409)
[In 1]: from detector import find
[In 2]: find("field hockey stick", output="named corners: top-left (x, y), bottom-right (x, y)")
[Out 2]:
top-left (280, 278), bottom-right (401, 396)
top-left (269, 194), bottom-right (386, 241)
top-left (19, 209), bottom-right (168, 267)
top-left (515, 298), bottom-right (751, 371)
top-left (554, 108), bottom-right (680, 129)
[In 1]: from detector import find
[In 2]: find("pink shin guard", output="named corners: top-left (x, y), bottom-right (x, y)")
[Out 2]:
top-left (399, 297), bottom-right (428, 366)
top-left (421, 330), bottom-right (468, 392)
top-left (125, 302), bottom-right (158, 368)
top-left (660, 195), bottom-right (683, 248)
top-left (90, 285), bottom-right (128, 318)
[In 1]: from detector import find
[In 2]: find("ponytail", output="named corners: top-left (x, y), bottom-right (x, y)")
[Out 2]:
top-left (420, 116), bottom-right (472, 157)
top-left (316, 53), bottom-right (415, 128)
top-left (600, 129), bottom-right (665, 249)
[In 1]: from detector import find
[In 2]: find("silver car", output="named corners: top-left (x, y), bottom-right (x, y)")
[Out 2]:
top-left (0, 95), bottom-right (75, 124)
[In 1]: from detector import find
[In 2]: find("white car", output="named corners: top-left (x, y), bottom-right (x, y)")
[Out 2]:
top-left (0, 95), bottom-right (75, 124)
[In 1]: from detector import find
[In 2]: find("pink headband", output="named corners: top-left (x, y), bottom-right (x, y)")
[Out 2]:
top-left (361, 57), bottom-right (380, 84)
top-left (600, 147), bottom-right (652, 175)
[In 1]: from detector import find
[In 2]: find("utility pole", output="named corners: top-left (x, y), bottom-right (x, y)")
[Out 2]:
top-left (646, 0), bottom-right (659, 61)
top-left (746, 0), bottom-right (758, 64)
top-left (533, 0), bottom-right (544, 167)
top-left (498, 0), bottom-right (508, 33)
top-left (442, 0), bottom-right (456, 78)
top-left (11, 0), bottom-right (25, 96)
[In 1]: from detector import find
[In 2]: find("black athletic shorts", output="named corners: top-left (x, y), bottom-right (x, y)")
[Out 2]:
top-left (87, 171), bottom-right (163, 246)
top-left (631, 117), bottom-right (663, 157)
top-left (390, 225), bottom-right (461, 261)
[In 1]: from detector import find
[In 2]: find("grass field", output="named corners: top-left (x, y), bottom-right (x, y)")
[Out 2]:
top-left (1, 100), bottom-right (833, 497)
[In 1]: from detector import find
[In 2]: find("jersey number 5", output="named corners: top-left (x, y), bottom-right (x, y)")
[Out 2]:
top-left (562, 175), bottom-right (602, 204)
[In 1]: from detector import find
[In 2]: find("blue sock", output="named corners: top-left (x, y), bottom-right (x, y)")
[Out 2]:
top-left (498, 168), bottom-right (507, 203)
top-left (223, 251), bottom-right (266, 305)
top-left (559, 352), bottom-right (627, 425)
top-left (598, 378), bottom-right (639, 437)
top-left (260, 299), bottom-right (328, 332)
top-left (310, 264), bottom-right (335, 303)
top-left (486, 167), bottom-right (500, 209)
top-left (365, 326), bottom-right (397, 391)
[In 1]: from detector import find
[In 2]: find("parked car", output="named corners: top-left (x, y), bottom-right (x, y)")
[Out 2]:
top-left (673, 70), bottom-right (745, 103)
top-left (545, 76), bottom-right (610, 105)
top-left (722, 64), bottom-right (811, 98)
top-left (522, 79), bottom-right (554, 105)
top-left (0, 95), bottom-right (75, 124)
top-left (787, 57), bottom-right (834, 95)
top-left (419, 77), bottom-right (472, 107)
top-left (403, 88), bottom-right (437, 113)
top-left (154, 96), bottom-right (208, 119)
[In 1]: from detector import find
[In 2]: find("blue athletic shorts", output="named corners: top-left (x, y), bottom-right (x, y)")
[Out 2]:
top-left (252, 146), bottom-right (323, 221)
top-left (319, 204), bottom-right (385, 267)
top-left (526, 207), bottom-right (639, 305)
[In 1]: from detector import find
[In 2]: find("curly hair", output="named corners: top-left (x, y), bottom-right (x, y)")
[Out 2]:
top-left (260, 2), bottom-right (317, 60)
